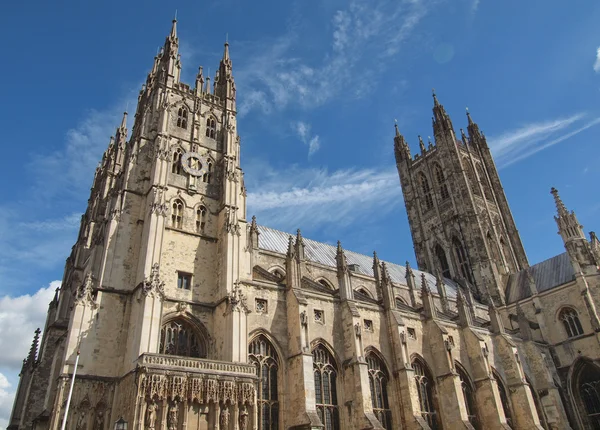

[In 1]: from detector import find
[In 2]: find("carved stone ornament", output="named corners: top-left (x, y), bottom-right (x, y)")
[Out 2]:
top-left (76, 273), bottom-right (98, 308)
top-left (220, 406), bottom-right (230, 427)
top-left (224, 207), bottom-right (241, 236)
top-left (354, 322), bottom-right (362, 338)
top-left (145, 401), bottom-right (157, 430)
top-left (176, 302), bottom-right (189, 314)
top-left (167, 402), bottom-right (179, 430)
top-left (239, 405), bottom-right (249, 430)
top-left (227, 283), bottom-right (249, 314)
top-left (94, 410), bottom-right (105, 430)
top-left (142, 263), bottom-right (166, 299)
top-left (300, 310), bottom-right (308, 327)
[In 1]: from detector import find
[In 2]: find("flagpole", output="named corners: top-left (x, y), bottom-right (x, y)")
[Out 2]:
top-left (60, 350), bottom-right (80, 430)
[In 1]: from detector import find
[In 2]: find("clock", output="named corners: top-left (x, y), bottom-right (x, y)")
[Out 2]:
top-left (181, 152), bottom-right (209, 177)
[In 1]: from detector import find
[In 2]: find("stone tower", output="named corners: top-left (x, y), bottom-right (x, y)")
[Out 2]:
top-left (394, 92), bottom-right (528, 304)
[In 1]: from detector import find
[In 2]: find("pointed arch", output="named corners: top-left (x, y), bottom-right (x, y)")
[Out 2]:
top-left (268, 266), bottom-right (286, 283)
top-left (452, 236), bottom-right (474, 284)
top-left (486, 231), bottom-right (501, 263)
top-left (525, 375), bottom-right (548, 429)
top-left (499, 237), bottom-right (514, 272)
top-left (205, 116), bottom-right (217, 139)
top-left (417, 172), bottom-right (434, 211)
top-left (412, 355), bottom-right (439, 429)
top-left (433, 163), bottom-right (450, 200)
top-left (475, 162), bottom-right (492, 201)
top-left (195, 204), bottom-right (207, 233)
top-left (365, 348), bottom-right (393, 429)
top-left (559, 306), bottom-right (584, 338)
top-left (249, 333), bottom-right (280, 430)
top-left (171, 148), bottom-right (184, 174)
top-left (177, 106), bottom-right (188, 129)
top-left (202, 157), bottom-right (213, 184)
top-left (492, 368), bottom-right (513, 428)
top-left (316, 277), bottom-right (334, 290)
top-left (434, 243), bottom-right (451, 278)
top-left (159, 314), bottom-right (208, 358)
top-left (171, 198), bottom-right (184, 229)
top-left (312, 342), bottom-right (340, 430)
top-left (569, 357), bottom-right (600, 429)
top-left (355, 287), bottom-right (373, 299)
top-left (463, 158), bottom-right (481, 197)
top-left (455, 362), bottom-right (479, 429)
top-left (395, 296), bottom-right (407, 308)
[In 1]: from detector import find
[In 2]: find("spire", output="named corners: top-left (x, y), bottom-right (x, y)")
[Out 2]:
top-left (26, 328), bottom-right (41, 365)
top-left (466, 108), bottom-right (474, 125)
top-left (249, 216), bottom-right (259, 249)
top-left (418, 135), bottom-right (426, 153)
top-left (405, 262), bottom-right (418, 307)
top-left (421, 273), bottom-right (436, 319)
top-left (431, 90), bottom-right (455, 140)
top-left (436, 271), bottom-right (449, 313)
top-left (169, 17), bottom-right (177, 40)
top-left (215, 39), bottom-right (236, 103)
top-left (466, 108), bottom-right (486, 147)
top-left (432, 88), bottom-right (440, 107)
top-left (456, 288), bottom-right (473, 327)
top-left (286, 235), bottom-right (295, 258)
top-left (223, 40), bottom-right (230, 62)
top-left (373, 251), bottom-right (382, 284)
top-left (119, 111), bottom-right (128, 131)
top-left (393, 120), bottom-right (411, 163)
top-left (550, 187), bottom-right (568, 217)
top-left (336, 241), bottom-right (348, 273)
top-left (294, 229), bottom-right (305, 261)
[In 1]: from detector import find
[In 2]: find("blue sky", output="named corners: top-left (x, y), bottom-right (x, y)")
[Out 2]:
top-left (1, 0), bottom-right (600, 424)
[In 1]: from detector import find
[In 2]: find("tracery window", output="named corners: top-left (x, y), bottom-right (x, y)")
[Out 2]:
top-left (171, 199), bottom-right (183, 229)
top-left (577, 362), bottom-right (600, 428)
top-left (453, 237), bottom-right (474, 284)
top-left (434, 244), bottom-right (451, 278)
top-left (413, 358), bottom-right (438, 430)
top-left (177, 107), bottom-right (188, 129)
top-left (433, 163), bottom-right (450, 200)
top-left (396, 297), bottom-right (406, 308)
top-left (196, 205), bottom-right (206, 233)
top-left (367, 353), bottom-right (392, 429)
top-left (560, 307), bottom-right (584, 338)
top-left (464, 159), bottom-right (481, 197)
top-left (476, 162), bottom-right (493, 201)
top-left (249, 336), bottom-right (279, 430)
top-left (172, 148), bottom-right (183, 174)
top-left (202, 160), bottom-right (213, 184)
top-left (493, 370), bottom-right (513, 428)
top-left (159, 318), bottom-right (205, 358)
top-left (206, 117), bottom-right (216, 139)
top-left (313, 345), bottom-right (340, 430)
top-left (457, 364), bottom-right (478, 429)
top-left (418, 173), bottom-right (434, 211)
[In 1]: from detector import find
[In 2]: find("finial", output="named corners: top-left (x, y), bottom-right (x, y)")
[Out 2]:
top-left (420, 273), bottom-right (428, 292)
top-left (394, 119), bottom-right (400, 136)
top-left (226, 32), bottom-right (229, 44)
top-left (466, 108), bottom-right (474, 125)
top-left (337, 240), bottom-right (342, 251)
top-left (432, 88), bottom-right (439, 106)
top-left (418, 135), bottom-right (426, 152)
top-left (120, 111), bottom-right (128, 130)
top-left (296, 228), bottom-right (303, 243)
top-left (551, 187), bottom-right (568, 216)
top-left (170, 14), bottom-right (178, 38)
top-left (250, 215), bottom-right (257, 229)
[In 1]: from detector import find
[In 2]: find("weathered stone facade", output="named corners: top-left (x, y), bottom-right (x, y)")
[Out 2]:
top-left (8, 19), bottom-right (600, 430)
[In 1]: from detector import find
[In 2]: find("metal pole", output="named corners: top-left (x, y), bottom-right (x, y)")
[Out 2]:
top-left (60, 350), bottom-right (80, 430)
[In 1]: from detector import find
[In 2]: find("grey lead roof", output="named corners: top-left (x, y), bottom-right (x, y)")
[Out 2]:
top-left (257, 225), bottom-right (460, 299)
top-left (505, 251), bottom-right (575, 303)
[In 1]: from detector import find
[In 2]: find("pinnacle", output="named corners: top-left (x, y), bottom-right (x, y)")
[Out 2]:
top-left (550, 187), bottom-right (568, 216)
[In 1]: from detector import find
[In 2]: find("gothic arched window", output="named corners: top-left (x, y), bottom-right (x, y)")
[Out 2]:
top-left (249, 336), bottom-right (279, 430)
top-left (475, 162), bottom-right (492, 201)
top-left (453, 237), bottom-right (474, 284)
top-left (418, 173), bottom-right (434, 212)
top-left (457, 364), bottom-right (478, 429)
top-left (172, 199), bottom-right (183, 229)
top-left (560, 307), bottom-right (584, 338)
top-left (172, 148), bottom-right (183, 174)
top-left (202, 160), bottom-right (213, 184)
top-left (395, 297), bottom-right (406, 308)
top-left (177, 107), bottom-right (188, 129)
top-left (159, 318), bottom-right (206, 358)
top-left (575, 361), bottom-right (600, 428)
top-left (493, 369), bottom-right (513, 427)
top-left (434, 244), bottom-right (451, 278)
top-left (413, 357), bottom-right (439, 429)
top-left (367, 353), bottom-right (392, 429)
top-left (313, 345), bottom-right (340, 430)
top-left (464, 159), bottom-right (481, 197)
top-left (196, 205), bottom-right (206, 233)
top-left (433, 163), bottom-right (450, 200)
top-left (206, 117), bottom-right (216, 139)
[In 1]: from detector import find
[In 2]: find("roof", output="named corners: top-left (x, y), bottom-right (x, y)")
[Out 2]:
top-left (505, 251), bottom-right (575, 303)
top-left (257, 225), bottom-right (460, 299)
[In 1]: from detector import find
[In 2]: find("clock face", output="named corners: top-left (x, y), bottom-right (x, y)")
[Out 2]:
top-left (181, 152), bottom-right (208, 177)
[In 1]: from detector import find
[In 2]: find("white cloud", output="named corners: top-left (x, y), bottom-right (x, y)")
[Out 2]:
top-left (236, 0), bottom-right (431, 115)
top-left (487, 113), bottom-right (600, 168)
top-left (292, 121), bottom-right (321, 156)
top-left (594, 47), bottom-right (600, 73)
top-left (246, 163), bottom-right (401, 230)
top-left (0, 372), bottom-right (13, 430)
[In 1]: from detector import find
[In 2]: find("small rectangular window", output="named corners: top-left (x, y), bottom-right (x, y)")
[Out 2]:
top-left (177, 272), bottom-right (192, 290)
top-left (364, 319), bottom-right (374, 332)
top-left (407, 328), bottom-right (416, 339)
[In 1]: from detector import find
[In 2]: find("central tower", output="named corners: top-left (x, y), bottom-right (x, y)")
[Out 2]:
top-left (394, 93), bottom-right (528, 304)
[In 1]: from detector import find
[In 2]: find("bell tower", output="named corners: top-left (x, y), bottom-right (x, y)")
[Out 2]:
top-left (394, 92), bottom-right (528, 305)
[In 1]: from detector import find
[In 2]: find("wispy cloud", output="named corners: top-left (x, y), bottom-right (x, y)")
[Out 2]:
top-left (246, 161), bottom-right (401, 231)
top-left (594, 47), bottom-right (600, 73)
top-left (237, 0), bottom-right (431, 116)
top-left (488, 113), bottom-right (600, 168)
top-left (292, 121), bottom-right (321, 156)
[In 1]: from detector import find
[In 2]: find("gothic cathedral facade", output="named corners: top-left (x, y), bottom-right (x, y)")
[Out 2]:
top-left (9, 19), bottom-right (600, 430)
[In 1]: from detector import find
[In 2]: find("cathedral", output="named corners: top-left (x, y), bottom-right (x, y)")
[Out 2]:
top-left (9, 19), bottom-right (600, 430)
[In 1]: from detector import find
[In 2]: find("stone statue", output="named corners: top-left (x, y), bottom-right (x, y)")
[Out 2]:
top-left (239, 405), bottom-right (249, 430)
top-left (94, 410), bottom-right (104, 430)
top-left (220, 406), bottom-right (230, 428)
top-left (300, 310), bottom-right (308, 327)
top-left (167, 402), bottom-right (179, 430)
top-left (145, 402), bottom-right (157, 430)
top-left (76, 411), bottom-right (87, 430)
top-left (354, 322), bottom-right (362, 337)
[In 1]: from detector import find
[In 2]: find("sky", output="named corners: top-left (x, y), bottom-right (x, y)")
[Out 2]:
top-left (1, 0), bottom-right (600, 425)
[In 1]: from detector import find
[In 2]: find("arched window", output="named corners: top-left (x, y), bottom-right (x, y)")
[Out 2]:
top-left (177, 107), bottom-right (188, 129)
top-left (367, 353), bottom-right (392, 429)
top-left (493, 369), bottom-right (513, 427)
top-left (249, 336), bottom-right (279, 430)
top-left (433, 163), bottom-right (450, 200)
top-left (413, 357), bottom-right (438, 429)
top-left (159, 318), bottom-right (206, 358)
top-left (172, 148), bottom-right (183, 174)
top-left (464, 159), bottom-right (481, 197)
top-left (202, 160), bottom-right (213, 184)
top-left (318, 279), bottom-right (333, 289)
top-left (355, 288), bottom-right (372, 299)
top-left (500, 237), bottom-right (514, 272)
top-left (575, 361), bottom-right (600, 428)
top-left (395, 297), bottom-right (406, 308)
top-left (172, 199), bottom-right (183, 229)
top-left (270, 268), bottom-right (286, 282)
top-left (418, 173), bottom-right (434, 211)
top-left (560, 307), bottom-right (584, 338)
top-left (196, 205), bottom-right (206, 233)
top-left (453, 237), bottom-right (474, 284)
top-left (313, 345), bottom-right (340, 430)
top-left (457, 364), bottom-right (478, 429)
top-left (205, 117), bottom-right (216, 139)
top-left (476, 163), bottom-right (492, 201)
top-left (434, 244), bottom-right (451, 278)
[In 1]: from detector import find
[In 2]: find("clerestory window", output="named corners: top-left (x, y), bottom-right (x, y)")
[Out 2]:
top-left (560, 307), bottom-right (584, 338)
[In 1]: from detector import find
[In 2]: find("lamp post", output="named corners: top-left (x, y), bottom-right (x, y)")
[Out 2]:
top-left (114, 417), bottom-right (128, 430)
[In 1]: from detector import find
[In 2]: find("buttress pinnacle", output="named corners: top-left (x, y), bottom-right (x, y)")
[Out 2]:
top-left (550, 187), bottom-right (568, 217)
